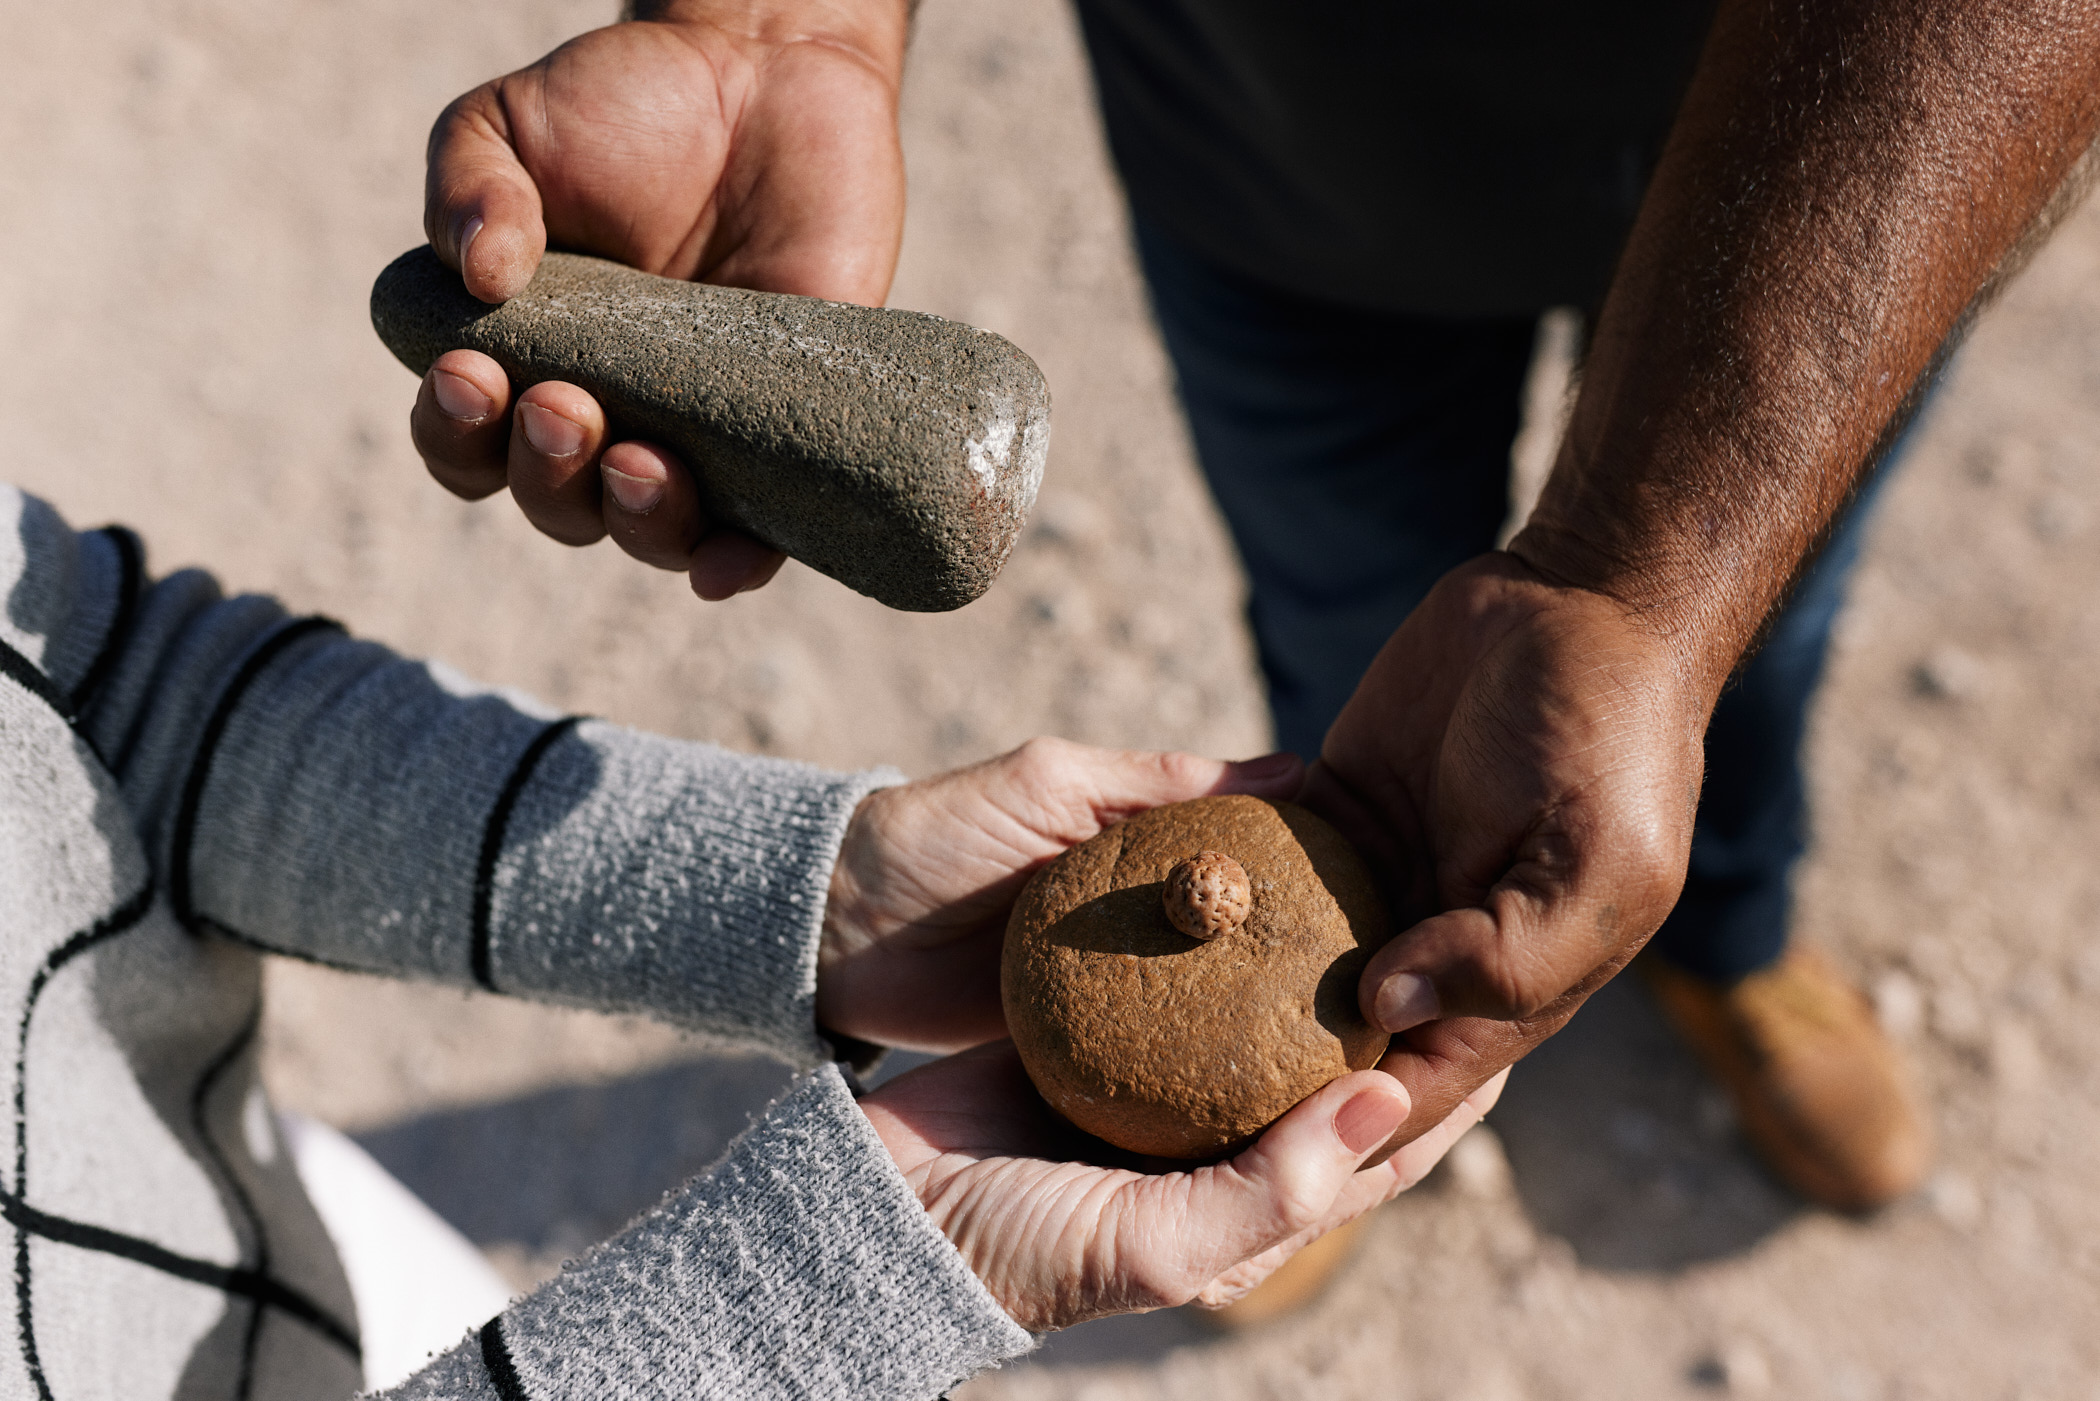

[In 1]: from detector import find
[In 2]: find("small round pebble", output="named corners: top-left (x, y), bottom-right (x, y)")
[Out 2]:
top-left (1162, 851), bottom-right (1253, 940)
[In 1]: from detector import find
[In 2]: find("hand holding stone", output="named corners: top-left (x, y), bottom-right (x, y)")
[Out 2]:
top-left (859, 1041), bottom-right (1439, 1331)
top-left (378, 247), bottom-right (1049, 611)
top-left (817, 741), bottom-right (1306, 1054)
top-left (1309, 552), bottom-right (1706, 1146)
top-left (412, 8), bottom-right (928, 600)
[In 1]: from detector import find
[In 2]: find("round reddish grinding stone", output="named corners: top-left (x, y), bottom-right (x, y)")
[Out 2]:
top-left (1002, 794), bottom-right (1392, 1159)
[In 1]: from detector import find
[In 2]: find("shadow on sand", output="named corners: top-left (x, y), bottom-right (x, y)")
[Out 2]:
top-left (1490, 974), bottom-right (1800, 1273)
top-left (351, 976), bottom-right (1798, 1370)
top-left (353, 1051), bottom-right (798, 1264)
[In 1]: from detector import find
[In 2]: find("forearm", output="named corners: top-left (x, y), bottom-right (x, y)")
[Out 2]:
top-left (68, 538), bottom-right (890, 1065)
top-left (372, 1065), bottom-right (1033, 1401)
top-left (196, 640), bottom-right (890, 1064)
top-left (1512, 0), bottom-right (2100, 702)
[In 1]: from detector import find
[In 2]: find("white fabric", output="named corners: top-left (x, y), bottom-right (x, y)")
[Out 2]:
top-left (279, 1112), bottom-right (515, 1391)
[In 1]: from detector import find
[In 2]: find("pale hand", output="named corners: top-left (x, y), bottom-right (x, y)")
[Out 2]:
top-left (817, 738), bottom-right (1305, 1054)
top-left (859, 1042), bottom-right (1509, 1331)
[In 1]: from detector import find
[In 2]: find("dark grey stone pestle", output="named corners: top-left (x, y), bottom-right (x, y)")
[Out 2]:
top-left (371, 246), bottom-right (1050, 612)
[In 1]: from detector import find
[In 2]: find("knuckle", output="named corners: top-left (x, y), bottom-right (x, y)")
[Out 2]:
top-left (434, 90), bottom-right (477, 130)
top-left (1264, 1167), bottom-right (1332, 1237)
top-left (432, 85), bottom-right (501, 148)
top-left (1471, 956), bottom-right (1561, 1022)
top-left (1118, 1259), bottom-right (1194, 1312)
top-left (1152, 748), bottom-right (1208, 791)
top-left (1008, 735), bottom-right (1053, 766)
top-left (1011, 735), bottom-right (1078, 776)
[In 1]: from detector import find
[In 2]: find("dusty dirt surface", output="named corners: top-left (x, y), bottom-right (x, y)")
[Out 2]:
top-left (5, 0), bottom-right (2100, 1397)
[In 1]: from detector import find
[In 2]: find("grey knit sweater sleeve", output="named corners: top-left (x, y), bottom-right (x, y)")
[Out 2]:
top-left (77, 547), bottom-right (897, 1067)
top-left (379, 1064), bottom-right (1033, 1401)
top-left (4, 485), bottom-right (1038, 1397)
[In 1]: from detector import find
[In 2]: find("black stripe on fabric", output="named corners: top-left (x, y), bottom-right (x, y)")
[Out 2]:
top-left (12, 1203), bottom-right (50, 1401)
top-left (0, 1190), bottom-right (358, 1358)
top-left (13, 884), bottom-right (158, 1191)
top-left (236, 1272), bottom-right (267, 1401)
top-left (480, 1315), bottom-right (531, 1401)
top-left (470, 716), bottom-right (583, 993)
top-left (12, 882), bottom-right (158, 1401)
top-left (6, 883), bottom-right (363, 1380)
top-left (189, 1010), bottom-right (271, 1401)
top-left (66, 525), bottom-right (143, 714)
top-left (0, 636), bottom-right (73, 726)
top-left (168, 616), bottom-right (343, 931)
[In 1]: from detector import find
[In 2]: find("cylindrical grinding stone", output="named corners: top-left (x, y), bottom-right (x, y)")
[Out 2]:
top-left (1002, 795), bottom-right (1393, 1160)
top-left (370, 246), bottom-right (1050, 612)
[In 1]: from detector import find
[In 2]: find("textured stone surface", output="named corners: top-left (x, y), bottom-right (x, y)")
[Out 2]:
top-left (1002, 795), bottom-right (1391, 1159)
top-left (371, 246), bottom-right (1050, 612)
top-left (1162, 850), bottom-right (1253, 940)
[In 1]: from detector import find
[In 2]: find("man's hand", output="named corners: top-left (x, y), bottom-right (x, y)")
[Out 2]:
top-left (1322, 0), bottom-right (2100, 1142)
top-left (1306, 555), bottom-right (1705, 1141)
top-left (410, 2), bottom-right (909, 598)
top-left (817, 739), bottom-right (1304, 1053)
top-left (859, 1041), bottom-right (1507, 1331)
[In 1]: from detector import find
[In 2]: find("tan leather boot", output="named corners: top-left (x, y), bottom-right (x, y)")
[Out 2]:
top-left (1644, 946), bottom-right (1932, 1212)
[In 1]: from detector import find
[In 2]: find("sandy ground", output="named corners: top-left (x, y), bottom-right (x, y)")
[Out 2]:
top-left (5, 0), bottom-right (2100, 1397)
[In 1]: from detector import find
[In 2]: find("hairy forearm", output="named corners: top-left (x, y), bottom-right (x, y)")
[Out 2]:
top-left (1512, 0), bottom-right (2100, 702)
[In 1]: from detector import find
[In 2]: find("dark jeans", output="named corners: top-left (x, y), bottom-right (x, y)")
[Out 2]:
top-left (1133, 217), bottom-right (1907, 982)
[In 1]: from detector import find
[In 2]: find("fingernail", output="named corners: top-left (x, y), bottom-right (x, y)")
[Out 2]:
top-left (1336, 1086), bottom-right (1406, 1154)
top-left (1372, 973), bottom-right (1441, 1033)
top-left (457, 214), bottom-right (484, 263)
top-left (431, 369), bottom-right (493, 423)
top-left (602, 462), bottom-right (665, 514)
top-left (518, 402), bottom-right (585, 458)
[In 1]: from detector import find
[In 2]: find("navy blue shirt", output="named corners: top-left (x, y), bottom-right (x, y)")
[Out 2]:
top-left (1075, 0), bottom-right (1718, 316)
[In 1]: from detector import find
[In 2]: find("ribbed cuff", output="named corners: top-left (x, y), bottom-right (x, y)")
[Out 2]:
top-left (377, 1065), bottom-right (1034, 1401)
top-left (486, 721), bottom-right (903, 1067)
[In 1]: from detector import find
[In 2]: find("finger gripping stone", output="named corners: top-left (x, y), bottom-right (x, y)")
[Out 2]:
top-left (370, 246), bottom-right (1050, 612)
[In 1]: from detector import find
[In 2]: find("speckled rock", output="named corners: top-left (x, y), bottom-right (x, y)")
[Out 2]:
top-left (1002, 795), bottom-right (1392, 1160)
top-left (370, 246), bottom-right (1050, 612)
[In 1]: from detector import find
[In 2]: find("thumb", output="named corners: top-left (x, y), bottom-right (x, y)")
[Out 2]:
top-left (991, 739), bottom-right (1306, 842)
top-left (425, 83), bottom-right (548, 304)
top-left (1079, 746), bottom-right (1306, 822)
top-left (1356, 795), bottom-right (1683, 1033)
top-left (1211, 750), bottom-right (1309, 800)
top-left (1172, 1071), bottom-right (1409, 1280)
